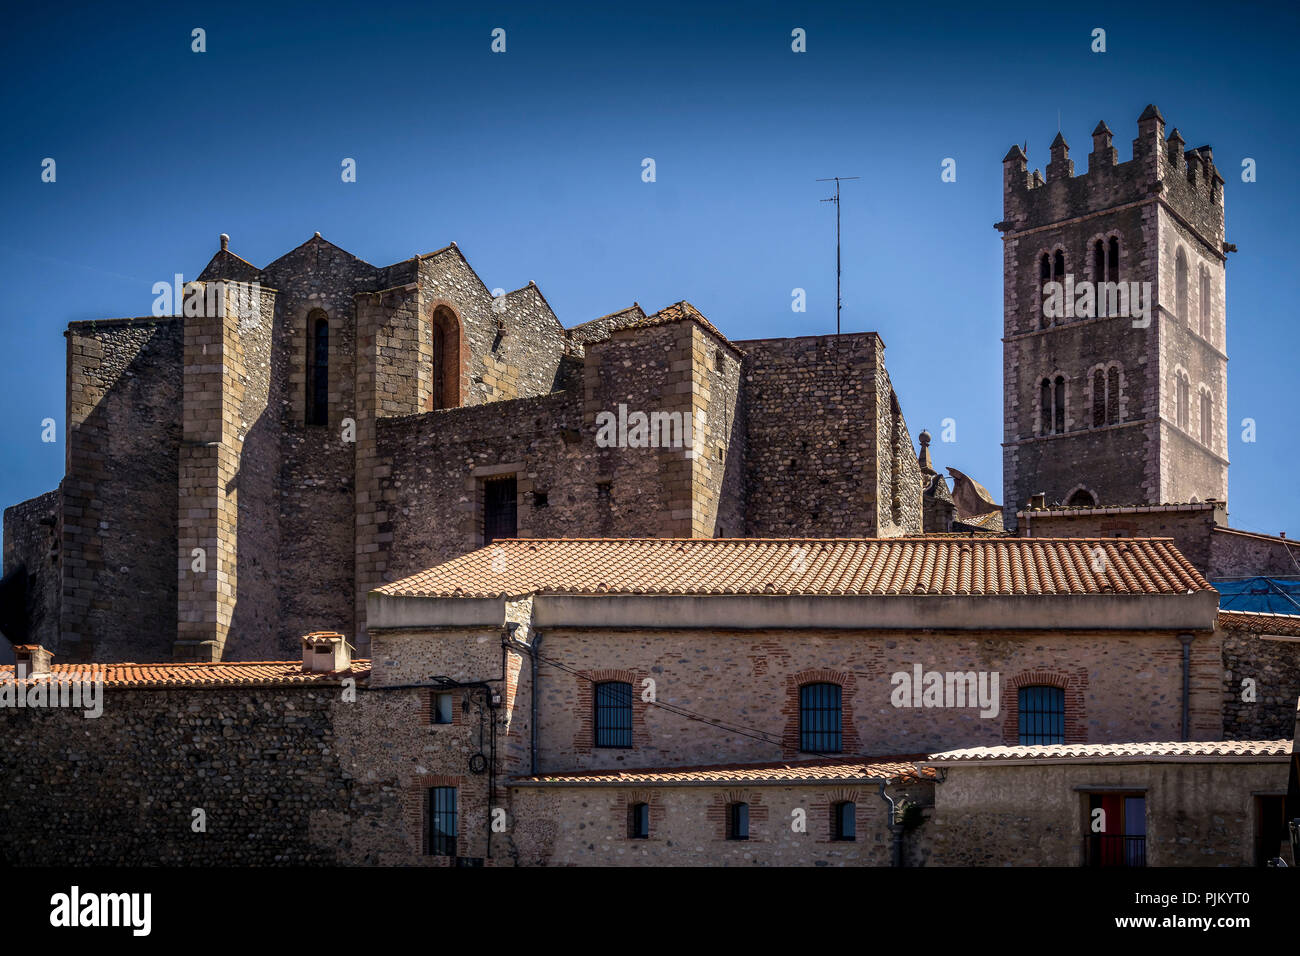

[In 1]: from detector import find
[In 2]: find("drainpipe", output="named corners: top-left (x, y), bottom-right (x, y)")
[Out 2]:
top-left (877, 782), bottom-right (904, 868)
top-left (1179, 633), bottom-right (1193, 741)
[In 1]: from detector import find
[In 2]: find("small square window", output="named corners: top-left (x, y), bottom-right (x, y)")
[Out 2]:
top-left (432, 692), bottom-right (454, 725)
top-left (533, 491), bottom-right (548, 509)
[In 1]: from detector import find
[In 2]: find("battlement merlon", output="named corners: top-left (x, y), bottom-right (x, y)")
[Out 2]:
top-left (997, 104), bottom-right (1225, 245)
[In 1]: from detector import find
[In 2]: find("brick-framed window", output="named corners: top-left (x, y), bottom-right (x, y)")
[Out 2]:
top-left (1018, 685), bottom-right (1065, 744)
top-left (727, 802), bottom-right (750, 841)
top-left (799, 682), bottom-right (843, 753)
top-left (425, 786), bottom-right (458, 856)
top-left (613, 790), bottom-right (663, 841)
top-left (628, 802), bottom-right (650, 839)
top-left (405, 774), bottom-right (465, 860)
top-left (1002, 669), bottom-right (1087, 745)
top-left (708, 790), bottom-right (769, 842)
top-left (575, 669), bottom-right (645, 753)
top-left (420, 689), bottom-right (463, 727)
top-left (783, 669), bottom-right (857, 758)
top-left (832, 801), bottom-right (857, 841)
top-left (811, 789), bottom-right (861, 844)
top-left (594, 680), bottom-right (633, 748)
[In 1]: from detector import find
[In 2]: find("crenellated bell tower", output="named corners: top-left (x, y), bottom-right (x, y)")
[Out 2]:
top-left (997, 104), bottom-right (1230, 529)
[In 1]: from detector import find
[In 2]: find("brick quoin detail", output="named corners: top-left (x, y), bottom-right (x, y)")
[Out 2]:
top-left (706, 790), bottom-right (770, 841)
top-left (573, 668), bottom-right (645, 754)
top-left (403, 773), bottom-right (466, 862)
top-left (782, 668), bottom-right (860, 758)
top-left (1001, 668), bottom-right (1089, 744)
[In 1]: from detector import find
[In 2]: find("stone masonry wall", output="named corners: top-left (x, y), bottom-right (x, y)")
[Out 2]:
top-left (738, 333), bottom-right (897, 536)
top-left (1, 490), bottom-right (60, 659)
top-left (0, 685), bottom-right (361, 865)
top-left (61, 318), bottom-right (182, 663)
top-left (508, 779), bottom-right (932, 867)
top-left (928, 759), bottom-right (1285, 866)
top-left (1221, 630), bottom-right (1300, 741)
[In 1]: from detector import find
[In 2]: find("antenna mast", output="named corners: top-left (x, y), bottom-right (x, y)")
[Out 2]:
top-left (817, 176), bottom-right (860, 335)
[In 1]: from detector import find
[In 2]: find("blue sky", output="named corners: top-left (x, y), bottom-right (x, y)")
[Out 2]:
top-left (1, 0), bottom-right (1297, 537)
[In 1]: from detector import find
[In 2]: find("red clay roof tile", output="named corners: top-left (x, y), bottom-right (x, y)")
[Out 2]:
top-left (375, 537), bottom-right (1213, 599)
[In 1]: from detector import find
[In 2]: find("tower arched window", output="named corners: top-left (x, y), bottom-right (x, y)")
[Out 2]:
top-left (1175, 248), bottom-right (1189, 324)
top-left (1108, 236), bottom-right (1120, 281)
top-left (306, 310), bottom-right (329, 426)
top-left (1093, 364), bottom-right (1122, 427)
top-left (1053, 375), bottom-right (1065, 433)
top-left (1199, 389), bottom-right (1212, 446)
top-left (1040, 375), bottom-right (1067, 435)
top-left (1039, 249), bottom-right (1067, 328)
top-left (1199, 268), bottom-right (1211, 338)
top-left (1175, 372), bottom-right (1190, 431)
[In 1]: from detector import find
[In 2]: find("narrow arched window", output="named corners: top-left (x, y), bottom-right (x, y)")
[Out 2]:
top-left (1199, 268), bottom-right (1211, 338)
top-left (429, 306), bottom-right (461, 410)
top-left (1199, 390), bottom-right (1212, 446)
top-left (727, 802), bottom-right (750, 841)
top-left (1053, 375), bottom-right (1065, 433)
top-left (832, 801), bottom-right (856, 841)
top-left (1175, 373), bottom-right (1190, 430)
top-left (1054, 249), bottom-right (1065, 279)
top-left (1093, 240), bottom-right (1105, 282)
top-left (1092, 369), bottom-right (1106, 427)
top-left (628, 802), bottom-right (650, 839)
top-left (1106, 366), bottom-right (1120, 424)
top-left (1175, 249), bottom-right (1189, 323)
top-left (306, 310), bottom-right (329, 426)
top-left (1040, 378), bottom-right (1052, 436)
top-left (1108, 237), bottom-right (1120, 281)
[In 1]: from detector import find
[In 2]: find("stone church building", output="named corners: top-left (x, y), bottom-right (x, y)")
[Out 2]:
top-left (2, 235), bottom-right (921, 665)
top-left (2, 104), bottom-right (1297, 868)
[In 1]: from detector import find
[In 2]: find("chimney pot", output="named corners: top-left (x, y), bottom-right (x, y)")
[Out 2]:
top-left (300, 631), bottom-right (351, 673)
top-left (13, 644), bottom-right (53, 677)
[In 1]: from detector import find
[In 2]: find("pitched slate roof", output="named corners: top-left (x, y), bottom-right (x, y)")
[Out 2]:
top-left (1217, 609), bottom-right (1300, 636)
top-left (0, 660), bottom-right (370, 688)
top-left (926, 739), bottom-right (1291, 764)
top-left (374, 537), bottom-right (1213, 599)
top-left (513, 755), bottom-right (934, 786)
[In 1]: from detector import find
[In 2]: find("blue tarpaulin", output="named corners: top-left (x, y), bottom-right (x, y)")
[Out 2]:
top-left (1211, 576), bottom-right (1300, 614)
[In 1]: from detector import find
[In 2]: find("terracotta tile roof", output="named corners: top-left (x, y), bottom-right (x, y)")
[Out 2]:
top-left (513, 755), bottom-right (935, 786)
top-left (1217, 610), bottom-right (1300, 636)
top-left (374, 537), bottom-right (1213, 599)
top-left (0, 660), bottom-right (370, 688)
top-left (926, 739), bottom-right (1291, 764)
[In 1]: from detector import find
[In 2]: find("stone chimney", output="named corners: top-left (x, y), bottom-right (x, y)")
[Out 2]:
top-left (1028, 492), bottom-right (1047, 511)
top-left (13, 644), bottom-right (53, 677)
top-left (301, 631), bottom-right (351, 673)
